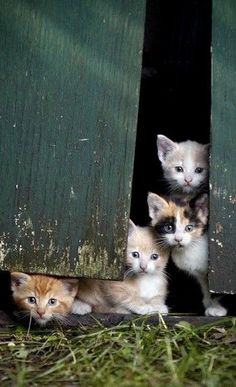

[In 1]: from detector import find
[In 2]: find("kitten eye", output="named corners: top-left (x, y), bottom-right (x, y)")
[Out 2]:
top-left (27, 297), bottom-right (36, 304)
top-left (163, 224), bottom-right (173, 233)
top-left (175, 166), bottom-right (183, 172)
top-left (131, 251), bottom-right (140, 258)
top-left (195, 167), bottom-right (203, 174)
top-left (151, 254), bottom-right (159, 260)
top-left (48, 298), bottom-right (57, 306)
top-left (185, 224), bottom-right (194, 232)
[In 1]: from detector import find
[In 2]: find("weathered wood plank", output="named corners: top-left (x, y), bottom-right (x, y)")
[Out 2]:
top-left (0, 0), bottom-right (145, 278)
top-left (209, 0), bottom-right (236, 293)
top-left (0, 310), bottom-right (228, 329)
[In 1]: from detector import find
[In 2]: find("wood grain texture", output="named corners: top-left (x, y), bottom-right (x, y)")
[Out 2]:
top-left (209, 0), bottom-right (236, 293)
top-left (0, 0), bottom-right (145, 278)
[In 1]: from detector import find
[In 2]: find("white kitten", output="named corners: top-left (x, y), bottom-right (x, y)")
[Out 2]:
top-left (147, 192), bottom-right (227, 317)
top-left (157, 134), bottom-right (209, 196)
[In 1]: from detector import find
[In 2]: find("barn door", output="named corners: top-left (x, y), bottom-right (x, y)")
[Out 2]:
top-left (0, 0), bottom-right (146, 278)
top-left (209, 0), bottom-right (236, 293)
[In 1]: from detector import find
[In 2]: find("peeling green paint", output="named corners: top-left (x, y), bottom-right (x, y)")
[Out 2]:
top-left (0, 0), bottom-right (145, 278)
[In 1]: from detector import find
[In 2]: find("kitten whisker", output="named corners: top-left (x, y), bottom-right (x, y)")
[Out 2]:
top-left (26, 311), bottom-right (33, 337)
top-left (14, 310), bottom-right (32, 321)
top-left (167, 185), bottom-right (181, 195)
top-left (156, 239), bottom-right (170, 250)
top-left (51, 315), bottom-right (65, 329)
top-left (123, 268), bottom-right (135, 280)
top-left (64, 314), bottom-right (81, 325)
top-left (162, 270), bottom-right (171, 281)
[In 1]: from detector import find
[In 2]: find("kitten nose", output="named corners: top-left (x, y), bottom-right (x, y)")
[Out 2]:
top-left (37, 310), bottom-right (45, 318)
top-left (140, 263), bottom-right (147, 271)
top-left (174, 236), bottom-right (183, 243)
top-left (184, 176), bottom-right (192, 183)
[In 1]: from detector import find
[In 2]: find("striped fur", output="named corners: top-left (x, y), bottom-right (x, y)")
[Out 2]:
top-left (11, 273), bottom-right (78, 325)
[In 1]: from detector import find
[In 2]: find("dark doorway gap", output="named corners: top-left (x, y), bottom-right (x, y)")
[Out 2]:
top-left (130, 0), bottom-right (235, 315)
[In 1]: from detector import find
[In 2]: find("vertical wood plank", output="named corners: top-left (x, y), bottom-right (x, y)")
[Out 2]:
top-left (0, 0), bottom-right (145, 278)
top-left (209, 0), bottom-right (236, 293)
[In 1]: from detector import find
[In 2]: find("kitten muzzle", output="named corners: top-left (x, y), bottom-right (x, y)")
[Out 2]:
top-left (139, 266), bottom-right (147, 273)
top-left (35, 317), bottom-right (48, 326)
top-left (173, 241), bottom-right (184, 249)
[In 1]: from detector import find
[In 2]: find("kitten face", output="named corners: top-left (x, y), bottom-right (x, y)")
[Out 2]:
top-left (157, 135), bottom-right (209, 194)
top-left (126, 220), bottom-right (169, 275)
top-left (147, 193), bottom-right (208, 250)
top-left (11, 273), bottom-right (78, 326)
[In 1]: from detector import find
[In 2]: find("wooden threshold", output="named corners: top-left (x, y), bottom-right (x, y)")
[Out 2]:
top-left (0, 310), bottom-right (230, 330)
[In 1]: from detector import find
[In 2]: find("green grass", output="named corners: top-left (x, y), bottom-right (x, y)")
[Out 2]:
top-left (0, 317), bottom-right (235, 387)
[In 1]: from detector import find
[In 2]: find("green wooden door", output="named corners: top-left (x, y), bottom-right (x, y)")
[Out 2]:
top-left (209, 0), bottom-right (236, 293)
top-left (0, 0), bottom-right (145, 278)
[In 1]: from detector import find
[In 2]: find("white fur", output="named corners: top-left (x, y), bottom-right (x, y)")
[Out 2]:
top-left (205, 304), bottom-right (227, 317)
top-left (172, 234), bottom-right (208, 274)
top-left (130, 304), bottom-right (156, 314)
top-left (130, 303), bottom-right (168, 315)
top-left (71, 299), bottom-right (92, 315)
top-left (172, 234), bottom-right (227, 317)
top-left (137, 274), bottom-right (167, 300)
top-left (124, 272), bottom-right (168, 315)
top-left (157, 135), bottom-right (209, 194)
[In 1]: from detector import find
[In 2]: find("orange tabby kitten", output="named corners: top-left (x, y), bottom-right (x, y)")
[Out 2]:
top-left (72, 220), bottom-right (169, 315)
top-left (11, 272), bottom-right (78, 326)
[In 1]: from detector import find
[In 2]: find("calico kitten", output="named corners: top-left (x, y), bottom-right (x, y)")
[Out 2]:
top-left (157, 135), bottom-right (209, 197)
top-left (147, 192), bottom-right (227, 316)
top-left (72, 220), bottom-right (169, 315)
top-left (11, 272), bottom-right (78, 326)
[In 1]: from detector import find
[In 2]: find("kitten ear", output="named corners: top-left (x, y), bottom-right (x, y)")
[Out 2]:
top-left (128, 219), bottom-right (137, 236)
top-left (11, 272), bottom-right (31, 289)
top-left (61, 279), bottom-right (78, 296)
top-left (147, 192), bottom-right (169, 222)
top-left (157, 134), bottom-right (177, 162)
top-left (191, 193), bottom-right (209, 223)
top-left (192, 193), bottom-right (209, 211)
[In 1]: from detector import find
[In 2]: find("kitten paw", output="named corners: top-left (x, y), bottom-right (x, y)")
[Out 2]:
top-left (132, 305), bottom-right (155, 315)
top-left (132, 304), bottom-right (168, 315)
top-left (71, 299), bottom-right (92, 315)
top-left (154, 304), bottom-right (168, 314)
top-left (205, 305), bottom-right (227, 317)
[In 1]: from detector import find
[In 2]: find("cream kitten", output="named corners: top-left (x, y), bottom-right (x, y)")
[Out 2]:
top-left (157, 134), bottom-right (209, 196)
top-left (72, 220), bottom-right (169, 315)
top-left (147, 192), bottom-right (227, 317)
top-left (11, 272), bottom-right (78, 326)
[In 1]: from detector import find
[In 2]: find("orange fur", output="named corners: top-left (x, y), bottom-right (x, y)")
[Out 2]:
top-left (11, 272), bottom-right (78, 325)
